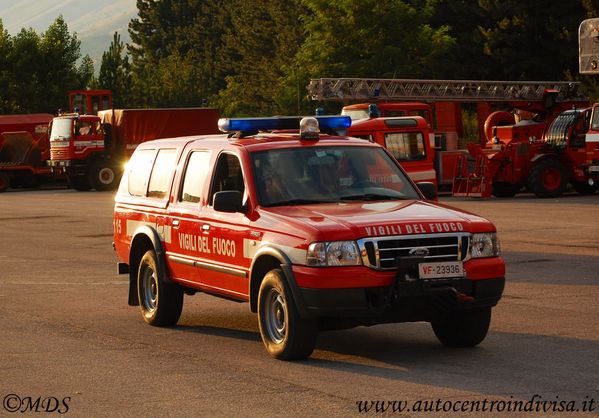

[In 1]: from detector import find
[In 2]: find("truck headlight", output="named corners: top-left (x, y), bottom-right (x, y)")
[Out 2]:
top-left (470, 232), bottom-right (500, 258)
top-left (307, 241), bottom-right (361, 266)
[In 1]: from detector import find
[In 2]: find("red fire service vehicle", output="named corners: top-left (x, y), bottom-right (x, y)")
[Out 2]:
top-left (48, 107), bottom-right (220, 191)
top-left (347, 110), bottom-right (437, 187)
top-left (113, 115), bottom-right (505, 360)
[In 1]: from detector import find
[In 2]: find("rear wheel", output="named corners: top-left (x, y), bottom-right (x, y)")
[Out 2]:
top-left (491, 182), bottom-right (519, 197)
top-left (67, 174), bottom-right (91, 191)
top-left (137, 250), bottom-right (183, 326)
top-left (89, 159), bottom-right (120, 191)
top-left (258, 269), bottom-right (318, 360)
top-left (527, 159), bottom-right (568, 198)
top-left (0, 172), bottom-right (9, 192)
top-left (431, 306), bottom-right (492, 347)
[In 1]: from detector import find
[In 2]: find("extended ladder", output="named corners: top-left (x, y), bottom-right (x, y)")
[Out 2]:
top-left (307, 78), bottom-right (588, 103)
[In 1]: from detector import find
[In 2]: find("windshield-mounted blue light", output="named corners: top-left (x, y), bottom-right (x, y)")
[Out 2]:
top-left (218, 115), bottom-right (352, 133)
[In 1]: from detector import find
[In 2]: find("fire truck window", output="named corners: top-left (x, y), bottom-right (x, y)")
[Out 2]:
top-left (384, 132), bottom-right (426, 161)
top-left (180, 151), bottom-right (211, 203)
top-left (147, 149), bottom-right (177, 199)
top-left (384, 110), bottom-right (406, 117)
top-left (591, 108), bottom-right (599, 130)
top-left (209, 153), bottom-right (245, 205)
top-left (75, 121), bottom-right (94, 136)
top-left (127, 149), bottom-right (157, 196)
top-left (352, 134), bottom-right (374, 142)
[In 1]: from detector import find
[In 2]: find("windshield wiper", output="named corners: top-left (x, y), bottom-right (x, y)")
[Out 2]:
top-left (264, 198), bottom-right (336, 207)
top-left (339, 193), bottom-right (401, 201)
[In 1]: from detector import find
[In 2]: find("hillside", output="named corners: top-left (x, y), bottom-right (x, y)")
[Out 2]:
top-left (0, 0), bottom-right (138, 68)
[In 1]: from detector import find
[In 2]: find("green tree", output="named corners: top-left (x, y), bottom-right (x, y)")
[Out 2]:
top-left (39, 15), bottom-right (83, 111)
top-left (214, 0), bottom-right (306, 116)
top-left (477, 0), bottom-right (598, 80)
top-left (128, 0), bottom-right (227, 107)
top-left (98, 32), bottom-right (132, 107)
top-left (0, 20), bottom-right (14, 113)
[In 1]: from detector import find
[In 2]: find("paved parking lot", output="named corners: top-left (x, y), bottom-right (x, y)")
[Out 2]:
top-left (0, 188), bottom-right (597, 416)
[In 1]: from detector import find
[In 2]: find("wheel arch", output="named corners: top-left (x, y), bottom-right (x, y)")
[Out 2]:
top-left (127, 225), bottom-right (170, 306)
top-left (248, 246), bottom-right (310, 318)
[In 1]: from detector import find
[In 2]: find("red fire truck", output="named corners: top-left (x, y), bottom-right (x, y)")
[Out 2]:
top-left (48, 107), bottom-right (220, 191)
top-left (0, 113), bottom-right (55, 192)
top-left (113, 115), bottom-right (505, 360)
top-left (308, 78), bottom-right (589, 195)
top-left (347, 113), bottom-right (438, 187)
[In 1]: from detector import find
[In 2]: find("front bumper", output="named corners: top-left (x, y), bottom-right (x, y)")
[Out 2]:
top-left (299, 276), bottom-right (505, 326)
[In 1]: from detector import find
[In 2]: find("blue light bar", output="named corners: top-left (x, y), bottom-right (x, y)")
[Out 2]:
top-left (218, 116), bottom-right (352, 133)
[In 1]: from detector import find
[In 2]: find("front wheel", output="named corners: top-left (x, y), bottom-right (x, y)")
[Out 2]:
top-left (137, 250), bottom-right (183, 326)
top-left (431, 306), bottom-right (491, 347)
top-left (258, 269), bottom-right (318, 360)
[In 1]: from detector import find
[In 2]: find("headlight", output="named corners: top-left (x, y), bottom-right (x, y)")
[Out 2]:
top-left (470, 232), bottom-right (500, 258)
top-left (307, 241), bottom-right (361, 266)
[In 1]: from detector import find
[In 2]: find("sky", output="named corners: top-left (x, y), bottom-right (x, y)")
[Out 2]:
top-left (0, 0), bottom-right (138, 67)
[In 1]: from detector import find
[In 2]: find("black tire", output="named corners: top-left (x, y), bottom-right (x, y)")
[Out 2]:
top-left (572, 180), bottom-right (596, 195)
top-left (89, 159), bottom-right (120, 191)
top-left (431, 306), bottom-right (491, 348)
top-left (67, 174), bottom-right (91, 191)
top-left (137, 250), bottom-right (183, 326)
top-left (257, 269), bottom-right (318, 360)
top-left (491, 182), bottom-right (519, 197)
top-left (0, 172), bottom-right (9, 192)
top-left (527, 159), bottom-right (568, 198)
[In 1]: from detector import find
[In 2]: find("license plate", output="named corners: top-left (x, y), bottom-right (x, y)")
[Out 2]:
top-left (418, 261), bottom-right (464, 279)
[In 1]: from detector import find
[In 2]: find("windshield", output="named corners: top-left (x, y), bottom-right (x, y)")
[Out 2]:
top-left (341, 109), bottom-right (370, 121)
top-left (50, 119), bottom-right (73, 141)
top-left (251, 146), bottom-right (421, 207)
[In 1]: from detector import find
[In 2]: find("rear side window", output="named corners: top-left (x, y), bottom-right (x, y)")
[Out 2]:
top-left (147, 149), bottom-right (177, 199)
top-left (127, 149), bottom-right (156, 196)
top-left (180, 150), bottom-right (211, 203)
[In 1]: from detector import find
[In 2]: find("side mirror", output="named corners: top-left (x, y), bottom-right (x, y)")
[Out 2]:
top-left (213, 190), bottom-right (246, 213)
top-left (417, 182), bottom-right (437, 200)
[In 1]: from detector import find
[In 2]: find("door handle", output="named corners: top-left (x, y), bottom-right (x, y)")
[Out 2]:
top-left (201, 224), bottom-right (210, 232)
top-left (172, 219), bottom-right (180, 227)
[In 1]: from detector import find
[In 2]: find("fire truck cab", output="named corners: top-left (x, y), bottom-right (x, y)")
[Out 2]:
top-left (348, 114), bottom-right (437, 187)
top-left (113, 116), bottom-right (505, 360)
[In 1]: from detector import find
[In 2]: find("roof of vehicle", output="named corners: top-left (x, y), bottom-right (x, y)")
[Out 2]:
top-left (343, 102), bottom-right (432, 110)
top-left (135, 131), bottom-right (381, 153)
top-left (349, 116), bottom-right (430, 131)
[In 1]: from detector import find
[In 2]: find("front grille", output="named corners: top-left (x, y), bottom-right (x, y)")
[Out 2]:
top-left (50, 148), bottom-right (71, 159)
top-left (357, 233), bottom-right (469, 270)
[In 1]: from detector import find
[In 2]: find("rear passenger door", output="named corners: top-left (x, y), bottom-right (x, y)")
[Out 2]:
top-left (165, 149), bottom-right (212, 286)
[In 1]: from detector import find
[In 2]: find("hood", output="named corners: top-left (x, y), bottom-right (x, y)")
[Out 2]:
top-left (259, 200), bottom-right (494, 241)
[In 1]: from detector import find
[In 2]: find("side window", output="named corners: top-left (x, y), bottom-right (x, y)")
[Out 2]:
top-left (209, 153), bottom-right (245, 205)
top-left (147, 149), bottom-right (178, 199)
top-left (385, 132), bottom-right (427, 161)
top-left (384, 110), bottom-right (406, 117)
top-left (127, 149), bottom-right (156, 196)
top-left (180, 150), bottom-right (211, 203)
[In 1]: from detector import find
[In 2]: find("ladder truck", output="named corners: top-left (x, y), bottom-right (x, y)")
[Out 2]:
top-left (308, 78), bottom-right (592, 197)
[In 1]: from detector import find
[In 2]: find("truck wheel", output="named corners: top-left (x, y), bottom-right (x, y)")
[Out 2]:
top-left (137, 250), bottom-right (183, 326)
top-left (431, 306), bottom-right (491, 348)
top-left (67, 175), bottom-right (91, 191)
top-left (491, 182), bottom-right (519, 197)
top-left (258, 269), bottom-right (318, 360)
top-left (0, 172), bottom-right (9, 192)
top-left (527, 159), bottom-right (568, 198)
top-left (89, 160), bottom-right (120, 191)
top-left (572, 180), bottom-right (596, 195)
